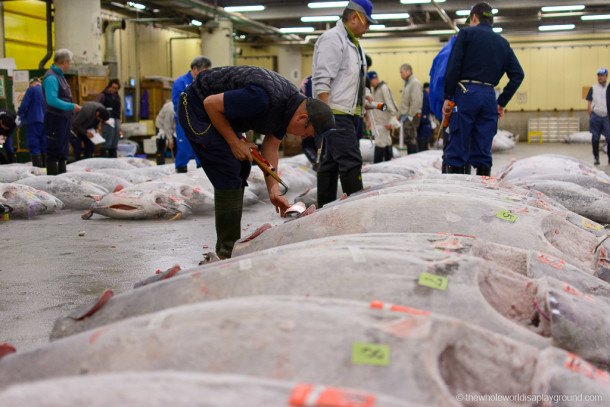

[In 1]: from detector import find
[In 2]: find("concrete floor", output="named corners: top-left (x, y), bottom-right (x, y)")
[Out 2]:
top-left (1, 142), bottom-right (608, 352)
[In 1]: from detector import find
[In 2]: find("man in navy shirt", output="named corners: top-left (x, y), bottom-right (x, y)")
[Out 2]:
top-left (17, 78), bottom-right (46, 167)
top-left (443, 2), bottom-right (524, 175)
top-left (178, 66), bottom-right (335, 259)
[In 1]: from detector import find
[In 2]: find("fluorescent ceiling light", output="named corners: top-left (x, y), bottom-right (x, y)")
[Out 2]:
top-left (110, 1), bottom-right (126, 8)
top-left (191, 19), bottom-right (202, 26)
top-left (372, 13), bottom-right (410, 20)
top-left (308, 1), bottom-right (348, 8)
top-left (541, 12), bottom-right (584, 18)
top-left (127, 2), bottom-right (146, 10)
top-left (493, 27), bottom-right (503, 33)
top-left (541, 5), bottom-right (585, 13)
top-left (400, 0), bottom-right (445, 4)
top-left (370, 24), bottom-right (386, 30)
top-left (426, 29), bottom-right (456, 35)
top-left (279, 27), bottom-right (315, 33)
top-left (224, 5), bottom-right (265, 12)
top-left (538, 24), bottom-right (576, 31)
top-left (152, 8), bottom-right (159, 13)
top-left (301, 16), bottom-right (340, 22)
top-left (456, 9), bottom-right (498, 16)
top-left (581, 14), bottom-right (610, 21)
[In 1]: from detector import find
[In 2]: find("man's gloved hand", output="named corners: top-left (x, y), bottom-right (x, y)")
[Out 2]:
top-left (269, 191), bottom-right (290, 217)
top-left (15, 117), bottom-right (21, 127)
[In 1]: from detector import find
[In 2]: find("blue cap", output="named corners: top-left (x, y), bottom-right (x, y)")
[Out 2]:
top-left (597, 68), bottom-right (608, 75)
top-left (346, 0), bottom-right (378, 25)
top-left (367, 71), bottom-right (378, 81)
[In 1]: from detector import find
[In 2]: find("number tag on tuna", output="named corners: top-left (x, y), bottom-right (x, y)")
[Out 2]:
top-left (581, 218), bottom-right (603, 231)
top-left (418, 272), bottom-right (448, 291)
top-left (352, 342), bottom-right (390, 366)
top-left (496, 209), bottom-right (518, 223)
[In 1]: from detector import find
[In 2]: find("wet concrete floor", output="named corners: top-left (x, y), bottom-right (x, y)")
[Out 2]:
top-left (0, 142), bottom-right (608, 351)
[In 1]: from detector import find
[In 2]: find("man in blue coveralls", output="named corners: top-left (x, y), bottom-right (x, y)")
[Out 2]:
top-left (443, 2), bottom-right (524, 175)
top-left (172, 56), bottom-right (211, 173)
top-left (17, 78), bottom-right (46, 167)
top-left (178, 66), bottom-right (335, 259)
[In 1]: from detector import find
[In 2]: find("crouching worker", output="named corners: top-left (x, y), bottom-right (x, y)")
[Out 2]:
top-left (178, 65), bottom-right (335, 259)
top-left (70, 102), bottom-right (109, 161)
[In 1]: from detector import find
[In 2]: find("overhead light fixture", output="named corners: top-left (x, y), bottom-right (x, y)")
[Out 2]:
top-left (279, 27), bottom-right (315, 33)
top-left (308, 1), bottom-right (348, 8)
top-left (541, 12), bottom-right (584, 18)
top-left (370, 24), bottom-right (386, 30)
top-left (191, 19), bottom-right (203, 26)
top-left (493, 27), bottom-right (503, 33)
top-left (541, 5), bottom-right (585, 13)
top-left (372, 13), bottom-right (410, 20)
top-left (224, 5), bottom-right (265, 12)
top-left (110, 1), bottom-right (127, 8)
top-left (127, 1), bottom-right (146, 10)
top-left (400, 0), bottom-right (445, 4)
top-left (426, 29), bottom-right (457, 35)
top-left (456, 9), bottom-right (498, 16)
top-left (152, 8), bottom-right (160, 13)
top-left (538, 24), bottom-right (576, 31)
top-left (581, 14), bottom-right (610, 21)
top-left (301, 16), bottom-right (340, 22)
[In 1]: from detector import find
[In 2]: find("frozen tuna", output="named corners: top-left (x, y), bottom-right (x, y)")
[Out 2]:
top-left (16, 176), bottom-right (108, 210)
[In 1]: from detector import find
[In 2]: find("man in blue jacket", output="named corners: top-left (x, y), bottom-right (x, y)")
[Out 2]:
top-left (42, 49), bottom-right (81, 175)
top-left (172, 56), bottom-right (211, 173)
top-left (443, 2), bottom-right (524, 175)
top-left (17, 78), bottom-right (46, 167)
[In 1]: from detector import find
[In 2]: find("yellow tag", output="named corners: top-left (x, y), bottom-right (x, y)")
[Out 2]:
top-left (581, 218), bottom-right (603, 231)
top-left (418, 272), bottom-right (448, 291)
top-left (496, 209), bottom-right (517, 223)
top-left (2, 213), bottom-right (8, 221)
top-left (352, 342), bottom-right (390, 366)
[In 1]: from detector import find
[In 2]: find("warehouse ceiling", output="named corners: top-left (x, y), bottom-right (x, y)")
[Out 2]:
top-left (101, 0), bottom-right (610, 42)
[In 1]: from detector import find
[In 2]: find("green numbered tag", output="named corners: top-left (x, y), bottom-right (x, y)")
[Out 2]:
top-left (418, 272), bottom-right (448, 291)
top-left (496, 209), bottom-right (518, 223)
top-left (352, 342), bottom-right (390, 366)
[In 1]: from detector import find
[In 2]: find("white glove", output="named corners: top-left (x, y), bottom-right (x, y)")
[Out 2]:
top-left (15, 117), bottom-right (21, 127)
top-left (389, 116), bottom-right (401, 130)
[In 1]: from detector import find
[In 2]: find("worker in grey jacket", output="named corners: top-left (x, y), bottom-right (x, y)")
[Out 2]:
top-left (312, 0), bottom-right (377, 208)
top-left (368, 71), bottom-right (399, 163)
top-left (398, 63), bottom-right (423, 154)
top-left (155, 100), bottom-right (175, 165)
top-left (70, 102), bottom-right (109, 161)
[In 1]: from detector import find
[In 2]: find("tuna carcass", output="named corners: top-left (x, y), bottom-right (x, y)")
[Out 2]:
top-left (0, 372), bottom-right (412, 407)
top-left (67, 157), bottom-right (138, 171)
top-left (0, 165), bottom-right (42, 183)
top-left (84, 187), bottom-right (191, 220)
top-left (363, 150), bottom-right (443, 177)
top-left (95, 168), bottom-right (153, 184)
top-left (51, 234), bottom-right (610, 366)
top-left (57, 171), bottom-right (132, 193)
top-left (0, 183), bottom-right (63, 218)
top-left (16, 176), bottom-right (108, 210)
top-left (7, 297), bottom-right (610, 406)
top-left (233, 191), bottom-right (610, 282)
top-left (116, 156), bottom-right (155, 168)
top-left (498, 154), bottom-right (609, 182)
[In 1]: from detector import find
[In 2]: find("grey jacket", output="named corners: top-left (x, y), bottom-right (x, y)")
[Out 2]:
top-left (399, 75), bottom-right (423, 118)
top-left (371, 82), bottom-right (399, 148)
top-left (155, 101), bottom-right (175, 139)
top-left (72, 102), bottom-right (104, 136)
top-left (312, 21), bottom-right (367, 115)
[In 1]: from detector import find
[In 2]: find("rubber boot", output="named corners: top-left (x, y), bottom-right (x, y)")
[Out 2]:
top-left (447, 165), bottom-right (466, 174)
top-left (339, 166), bottom-right (364, 196)
top-left (465, 163), bottom-right (472, 175)
top-left (441, 161), bottom-right (448, 174)
top-left (41, 154), bottom-right (47, 167)
top-left (214, 189), bottom-right (244, 259)
top-left (476, 166), bottom-right (491, 176)
top-left (317, 171), bottom-right (339, 208)
top-left (176, 166), bottom-right (188, 173)
top-left (47, 160), bottom-right (59, 176)
top-left (58, 160), bottom-right (67, 175)
top-left (108, 148), bottom-right (118, 158)
top-left (31, 154), bottom-right (42, 168)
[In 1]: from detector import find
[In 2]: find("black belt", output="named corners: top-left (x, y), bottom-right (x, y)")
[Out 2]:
top-left (460, 79), bottom-right (494, 87)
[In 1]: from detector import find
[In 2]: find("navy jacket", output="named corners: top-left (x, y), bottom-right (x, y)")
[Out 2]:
top-left (444, 22), bottom-right (524, 107)
top-left (17, 85), bottom-right (45, 124)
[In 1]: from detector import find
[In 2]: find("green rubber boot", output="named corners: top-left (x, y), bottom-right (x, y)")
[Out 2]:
top-left (214, 188), bottom-right (244, 259)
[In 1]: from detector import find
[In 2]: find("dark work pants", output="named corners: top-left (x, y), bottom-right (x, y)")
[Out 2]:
top-left (445, 83), bottom-right (497, 169)
top-left (318, 115), bottom-right (362, 173)
top-left (590, 113), bottom-right (610, 161)
top-left (45, 112), bottom-right (72, 162)
top-left (69, 130), bottom-right (94, 161)
top-left (374, 146), bottom-right (393, 163)
top-left (25, 122), bottom-right (46, 155)
top-left (156, 137), bottom-right (168, 165)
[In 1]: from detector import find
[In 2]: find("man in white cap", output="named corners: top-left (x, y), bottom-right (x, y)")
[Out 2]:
top-left (586, 68), bottom-right (609, 165)
top-left (312, 0), bottom-right (377, 208)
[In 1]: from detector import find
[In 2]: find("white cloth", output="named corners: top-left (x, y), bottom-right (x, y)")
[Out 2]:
top-left (590, 83), bottom-right (608, 117)
top-left (155, 101), bottom-right (176, 139)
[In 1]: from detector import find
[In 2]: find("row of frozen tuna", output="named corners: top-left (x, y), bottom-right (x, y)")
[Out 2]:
top-left (2, 231), bottom-right (610, 405)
